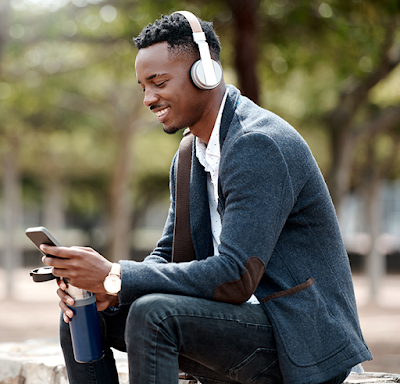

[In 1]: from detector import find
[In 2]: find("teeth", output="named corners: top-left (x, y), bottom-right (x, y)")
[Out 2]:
top-left (155, 107), bottom-right (169, 117)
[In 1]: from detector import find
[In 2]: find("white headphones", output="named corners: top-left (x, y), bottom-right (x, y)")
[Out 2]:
top-left (174, 11), bottom-right (223, 90)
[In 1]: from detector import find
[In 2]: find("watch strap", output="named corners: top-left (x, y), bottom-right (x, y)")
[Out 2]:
top-left (109, 262), bottom-right (121, 277)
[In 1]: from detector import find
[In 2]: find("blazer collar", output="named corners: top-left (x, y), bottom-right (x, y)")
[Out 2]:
top-left (219, 85), bottom-right (241, 150)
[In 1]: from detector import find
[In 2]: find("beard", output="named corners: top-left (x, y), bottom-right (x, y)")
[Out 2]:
top-left (163, 124), bottom-right (183, 135)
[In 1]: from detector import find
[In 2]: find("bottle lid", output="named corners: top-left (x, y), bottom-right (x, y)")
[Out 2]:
top-left (30, 267), bottom-right (56, 282)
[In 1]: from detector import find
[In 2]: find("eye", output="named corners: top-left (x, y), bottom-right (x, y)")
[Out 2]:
top-left (155, 81), bottom-right (166, 87)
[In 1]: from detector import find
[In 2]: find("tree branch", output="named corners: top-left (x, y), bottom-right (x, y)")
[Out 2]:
top-left (379, 133), bottom-right (400, 180)
top-left (352, 103), bottom-right (400, 141)
top-left (328, 17), bottom-right (400, 129)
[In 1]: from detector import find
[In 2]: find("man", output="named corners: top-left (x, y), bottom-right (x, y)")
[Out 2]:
top-left (41, 12), bottom-right (372, 384)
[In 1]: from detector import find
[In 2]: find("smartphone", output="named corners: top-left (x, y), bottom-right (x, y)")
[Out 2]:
top-left (25, 226), bottom-right (61, 256)
top-left (26, 226), bottom-right (61, 282)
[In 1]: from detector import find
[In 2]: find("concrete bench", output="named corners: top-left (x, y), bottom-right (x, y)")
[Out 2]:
top-left (0, 339), bottom-right (399, 384)
top-left (0, 339), bottom-right (197, 384)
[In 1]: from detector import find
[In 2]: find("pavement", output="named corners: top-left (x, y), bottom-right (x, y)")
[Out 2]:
top-left (0, 269), bottom-right (399, 374)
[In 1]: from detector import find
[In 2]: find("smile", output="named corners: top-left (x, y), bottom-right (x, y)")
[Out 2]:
top-left (155, 107), bottom-right (170, 117)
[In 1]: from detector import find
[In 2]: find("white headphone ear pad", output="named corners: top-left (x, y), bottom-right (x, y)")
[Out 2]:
top-left (190, 60), bottom-right (223, 90)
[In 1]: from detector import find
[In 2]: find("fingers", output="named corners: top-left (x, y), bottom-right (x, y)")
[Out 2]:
top-left (57, 287), bottom-right (75, 306)
top-left (70, 246), bottom-right (92, 251)
top-left (95, 293), bottom-right (119, 312)
top-left (40, 246), bottom-right (93, 275)
top-left (60, 300), bottom-right (74, 323)
top-left (60, 305), bottom-right (73, 323)
top-left (96, 301), bottom-right (110, 312)
top-left (56, 277), bottom-right (67, 291)
top-left (40, 244), bottom-right (70, 258)
top-left (40, 245), bottom-right (71, 270)
top-left (40, 245), bottom-right (99, 267)
top-left (57, 287), bottom-right (75, 323)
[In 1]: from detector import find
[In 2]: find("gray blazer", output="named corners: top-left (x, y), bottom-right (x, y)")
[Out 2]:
top-left (119, 85), bottom-right (372, 384)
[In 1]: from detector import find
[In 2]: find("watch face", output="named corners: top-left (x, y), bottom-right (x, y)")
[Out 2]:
top-left (104, 275), bottom-right (121, 294)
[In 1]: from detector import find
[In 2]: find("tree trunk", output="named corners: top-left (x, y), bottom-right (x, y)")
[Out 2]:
top-left (363, 179), bottom-right (385, 303)
top-left (43, 178), bottom-right (66, 231)
top-left (107, 90), bottom-right (142, 262)
top-left (2, 139), bottom-right (23, 298)
top-left (108, 126), bottom-right (135, 261)
top-left (227, 0), bottom-right (260, 105)
top-left (326, 125), bottom-right (355, 215)
top-left (361, 134), bottom-right (400, 303)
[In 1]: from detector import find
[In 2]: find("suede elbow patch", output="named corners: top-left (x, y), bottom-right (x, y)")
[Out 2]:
top-left (213, 257), bottom-right (265, 303)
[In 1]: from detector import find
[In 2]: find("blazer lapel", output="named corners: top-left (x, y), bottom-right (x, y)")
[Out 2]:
top-left (219, 85), bottom-right (241, 151)
top-left (218, 85), bottom-right (241, 213)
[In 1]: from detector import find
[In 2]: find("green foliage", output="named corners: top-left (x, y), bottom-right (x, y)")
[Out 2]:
top-left (1, 0), bottom-right (399, 227)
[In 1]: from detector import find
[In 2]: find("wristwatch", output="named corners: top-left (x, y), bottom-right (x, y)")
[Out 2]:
top-left (103, 263), bottom-right (121, 296)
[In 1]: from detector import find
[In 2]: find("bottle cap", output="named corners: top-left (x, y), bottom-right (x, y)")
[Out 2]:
top-left (30, 267), bottom-right (56, 282)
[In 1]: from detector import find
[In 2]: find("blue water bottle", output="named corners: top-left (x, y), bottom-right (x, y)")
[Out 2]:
top-left (67, 284), bottom-right (104, 363)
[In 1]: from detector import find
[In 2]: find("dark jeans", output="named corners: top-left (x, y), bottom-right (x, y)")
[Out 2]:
top-left (59, 293), bottom-right (346, 384)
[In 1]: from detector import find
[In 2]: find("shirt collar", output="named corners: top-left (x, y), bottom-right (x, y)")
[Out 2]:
top-left (195, 89), bottom-right (228, 168)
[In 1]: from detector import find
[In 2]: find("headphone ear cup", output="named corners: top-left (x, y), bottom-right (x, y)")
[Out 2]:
top-left (190, 60), bottom-right (223, 90)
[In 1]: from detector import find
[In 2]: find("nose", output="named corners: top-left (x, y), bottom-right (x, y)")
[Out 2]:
top-left (143, 89), bottom-right (159, 107)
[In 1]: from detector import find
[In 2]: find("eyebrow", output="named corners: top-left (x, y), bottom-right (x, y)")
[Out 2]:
top-left (137, 73), bottom-right (168, 84)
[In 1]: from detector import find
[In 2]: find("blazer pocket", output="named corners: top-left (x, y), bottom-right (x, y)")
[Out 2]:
top-left (263, 278), bottom-right (349, 367)
top-left (262, 277), bottom-right (314, 303)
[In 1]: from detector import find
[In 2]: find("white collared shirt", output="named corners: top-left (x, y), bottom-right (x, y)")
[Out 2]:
top-left (195, 90), bottom-right (227, 255)
top-left (195, 90), bottom-right (259, 305)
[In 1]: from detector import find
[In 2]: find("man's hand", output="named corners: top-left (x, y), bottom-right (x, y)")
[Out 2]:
top-left (40, 245), bottom-right (112, 294)
top-left (57, 279), bottom-right (119, 323)
top-left (94, 292), bottom-right (119, 312)
top-left (57, 278), bottom-right (75, 324)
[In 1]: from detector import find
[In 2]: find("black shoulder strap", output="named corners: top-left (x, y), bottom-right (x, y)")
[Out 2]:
top-left (172, 130), bottom-right (196, 263)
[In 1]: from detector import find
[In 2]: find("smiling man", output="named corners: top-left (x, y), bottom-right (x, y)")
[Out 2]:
top-left (41, 11), bottom-right (372, 384)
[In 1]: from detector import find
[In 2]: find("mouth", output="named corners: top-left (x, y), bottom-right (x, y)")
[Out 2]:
top-left (153, 107), bottom-right (170, 122)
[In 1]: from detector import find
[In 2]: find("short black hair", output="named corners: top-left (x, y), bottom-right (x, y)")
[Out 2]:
top-left (133, 13), bottom-right (221, 63)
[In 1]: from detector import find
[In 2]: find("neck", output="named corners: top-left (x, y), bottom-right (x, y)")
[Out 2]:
top-left (189, 84), bottom-right (226, 144)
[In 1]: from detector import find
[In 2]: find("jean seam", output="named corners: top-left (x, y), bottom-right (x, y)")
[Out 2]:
top-left (196, 376), bottom-right (236, 384)
top-left (155, 313), bottom-right (273, 330)
top-left (229, 348), bottom-right (277, 382)
top-left (88, 363), bottom-right (98, 384)
top-left (149, 323), bottom-right (160, 384)
top-left (249, 357), bottom-right (279, 383)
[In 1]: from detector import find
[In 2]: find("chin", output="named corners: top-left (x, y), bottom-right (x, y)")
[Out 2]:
top-left (163, 125), bottom-right (181, 135)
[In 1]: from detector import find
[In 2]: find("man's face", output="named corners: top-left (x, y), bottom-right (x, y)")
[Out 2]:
top-left (135, 42), bottom-right (207, 134)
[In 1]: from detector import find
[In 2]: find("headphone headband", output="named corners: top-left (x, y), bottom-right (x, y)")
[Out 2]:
top-left (175, 11), bottom-right (202, 33)
top-left (174, 11), bottom-right (219, 88)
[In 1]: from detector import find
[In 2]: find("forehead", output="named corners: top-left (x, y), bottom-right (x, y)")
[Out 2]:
top-left (136, 42), bottom-right (169, 65)
top-left (135, 42), bottom-right (185, 79)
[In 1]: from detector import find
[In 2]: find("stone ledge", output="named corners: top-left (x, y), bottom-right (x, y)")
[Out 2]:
top-left (345, 372), bottom-right (400, 384)
top-left (0, 339), bottom-right (399, 384)
top-left (0, 339), bottom-right (194, 384)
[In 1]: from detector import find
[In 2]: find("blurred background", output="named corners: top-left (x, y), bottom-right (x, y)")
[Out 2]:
top-left (0, 0), bottom-right (399, 375)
